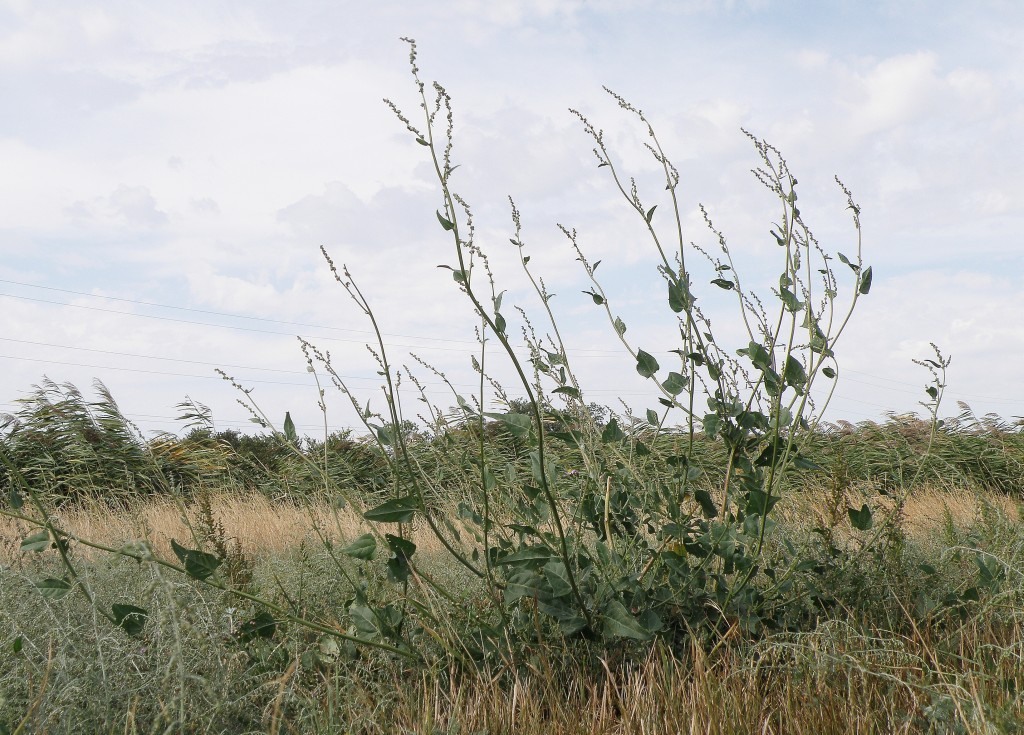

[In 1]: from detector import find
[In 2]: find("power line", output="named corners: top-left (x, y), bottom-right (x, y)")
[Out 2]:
top-left (0, 291), bottom-right (488, 352)
top-left (0, 277), bottom-right (475, 345)
top-left (0, 336), bottom-right (314, 375)
top-left (0, 279), bottom-right (627, 356)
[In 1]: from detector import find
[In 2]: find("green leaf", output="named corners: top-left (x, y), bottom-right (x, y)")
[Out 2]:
top-left (661, 371), bottom-right (687, 395)
top-left (283, 411), bottom-right (297, 444)
top-left (21, 530), bottom-right (51, 553)
top-left (385, 534), bottom-right (417, 583)
top-left (12, 635), bottom-right (22, 654)
top-left (504, 570), bottom-right (549, 604)
top-left (779, 286), bottom-right (803, 312)
top-left (646, 409), bottom-right (659, 426)
top-left (822, 366), bottom-right (836, 379)
top-left (542, 561), bottom-right (574, 598)
top-left (484, 412), bottom-right (533, 437)
top-left (347, 601), bottom-right (380, 637)
top-left (702, 414), bottom-right (720, 438)
top-left (343, 533), bottom-right (377, 561)
top-left (792, 454), bottom-right (821, 471)
top-left (711, 278), bottom-right (735, 290)
top-left (601, 418), bottom-right (625, 443)
top-left (744, 341), bottom-right (771, 371)
top-left (170, 540), bottom-right (221, 581)
top-left (552, 386), bottom-right (580, 399)
top-left (810, 332), bottom-right (833, 357)
top-left (415, 137), bottom-right (430, 146)
top-left (783, 355), bottom-right (807, 392)
top-left (436, 210), bottom-right (455, 231)
top-left (667, 280), bottom-right (685, 313)
top-left (645, 205), bottom-right (657, 224)
top-left (858, 266), bottom-right (873, 294)
top-left (494, 312), bottom-right (506, 335)
top-left (975, 553), bottom-right (1003, 591)
top-left (35, 577), bottom-right (71, 600)
top-left (112, 604), bottom-right (148, 636)
top-left (636, 349), bottom-right (660, 378)
top-left (746, 489), bottom-right (781, 517)
top-left (848, 504), bottom-right (873, 531)
top-left (613, 317), bottom-right (626, 336)
top-left (495, 545), bottom-right (554, 567)
top-left (602, 600), bottom-right (652, 641)
top-left (238, 611), bottom-right (277, 642)
top-left (364, 497), bottom-right (418, 524)
top-left (7, 489), bottom-right (22, 509)
top-left (925, 386), bottom-right (938, 400)
top-left (583, 289), bottom-right (605, 305)
top-left (386, 534), bottom-right (416, 558)
top-left (694, 489), bottom-right (718, 518)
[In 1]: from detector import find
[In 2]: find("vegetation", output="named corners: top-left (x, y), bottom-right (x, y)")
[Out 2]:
top-left (2, 39), bottom-right (1023, 733)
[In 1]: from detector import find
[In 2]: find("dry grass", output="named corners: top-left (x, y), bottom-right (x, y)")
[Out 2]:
top-left (3, 484), bottom-right (1017, 567)
top-left (775, 483), bottom-right (1022, 545)
top-left (0, 491), bottom-right (457, 565)
top-left (364, 627), bottom-right (1022, 734)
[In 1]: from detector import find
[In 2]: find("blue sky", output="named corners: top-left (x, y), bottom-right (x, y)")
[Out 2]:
top-left (1, 0), bottom-right (1022, 437)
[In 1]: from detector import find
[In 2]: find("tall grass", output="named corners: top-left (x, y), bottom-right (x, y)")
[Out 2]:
top-left (1, 486), bottom-right (1021, 732)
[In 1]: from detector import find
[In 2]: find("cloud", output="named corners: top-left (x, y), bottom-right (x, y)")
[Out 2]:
top-left (108, 185), bottom-right (169, 227)
top-left (2, 1), bottom-right (1023, 433)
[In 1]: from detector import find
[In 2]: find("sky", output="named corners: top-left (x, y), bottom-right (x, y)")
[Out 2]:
top-left (1, 0), bottom-right (1022, 439)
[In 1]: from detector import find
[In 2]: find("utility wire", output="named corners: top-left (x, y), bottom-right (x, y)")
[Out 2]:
top-left (0, 281), bottom-right (624, 355)
top-left (0, 277), bottom-right (469, 344)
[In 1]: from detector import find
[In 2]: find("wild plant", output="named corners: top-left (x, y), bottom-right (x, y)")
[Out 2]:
top-left (2, 38), bottom-right (900, 666)
top-left (281, 36), bottom-right (877, 653)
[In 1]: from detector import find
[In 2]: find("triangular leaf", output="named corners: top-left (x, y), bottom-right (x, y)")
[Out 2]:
top-left (636, 349), bottom-right (660, 378)
top-left (34, 577), bottom-right (72, 600)
top-left (112, 604), bottom-right (148, 636)
top-left (661, 372), bottom-right (687, 395)
top-left (21, 530), bottom-right (51, 553)
top-left (848, 504), bottom-right (873, 531)
top-left (602, 600), bottom-right (652, 641)
top-left (343, 533), bottom-right (377, 561)
top-left (601, 418), bottom-right (625, 443)
top-left (283, 412), bottom-right (297, 444)
top-left (364, 497), bottom-right (418, 524)
top-left (170, 539), bottom-right (221, 581)
top-left (238, 611), bottom-right (277, 642)
top-left (436, 210), bottom-right (455, 231)
top-left (496, 545), bottom-right (554, 567)
top-left (483, 412), bottom-right (534, 437)
top-left (858, 266), bottom-right (873, 295)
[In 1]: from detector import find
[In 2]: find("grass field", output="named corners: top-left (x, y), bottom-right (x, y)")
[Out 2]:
top-left (2, 479), bottom-right (1023, 734)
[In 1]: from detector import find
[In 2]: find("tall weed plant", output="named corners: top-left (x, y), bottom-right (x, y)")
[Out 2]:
top-left (4, 39), bottom-right (939, 670)
top-left (279, 37), bottom-right (876, 655)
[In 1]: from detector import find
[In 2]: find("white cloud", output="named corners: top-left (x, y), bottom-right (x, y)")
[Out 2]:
top-left (2, 1), bottom-right (1023, 433)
